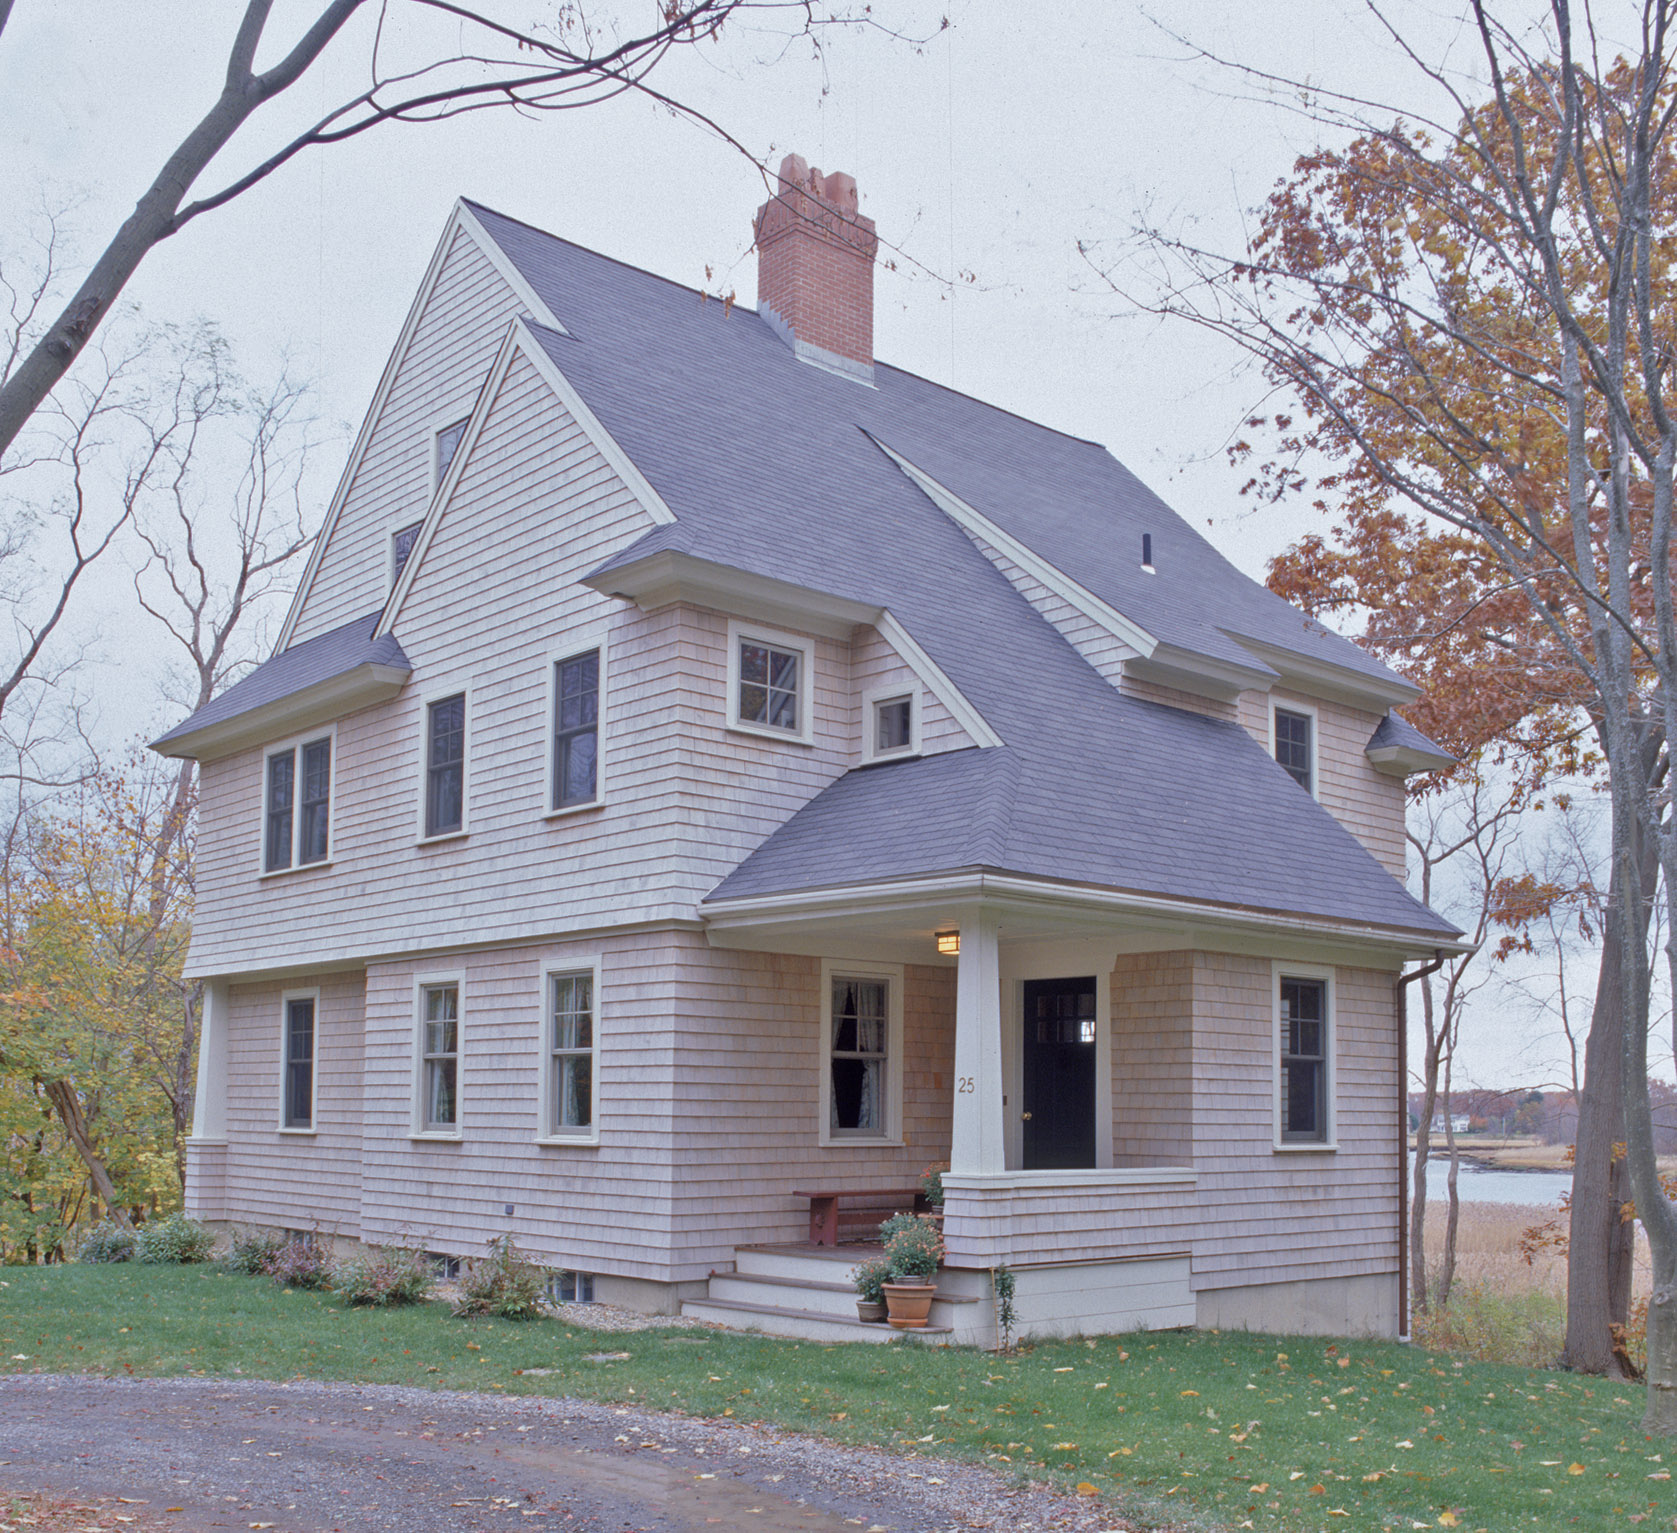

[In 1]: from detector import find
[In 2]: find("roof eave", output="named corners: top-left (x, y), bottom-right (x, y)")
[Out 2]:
top-left (582, 547), bottom-right (883, 639)
top-left (1367, 743), bottom-right (1458, 778)
top-left (151, 661), bottom-right (410, 762)
top-left (1227, 632), bottom-right (1421, 711)
top-left (701, 866), bottom-right (1469, 959)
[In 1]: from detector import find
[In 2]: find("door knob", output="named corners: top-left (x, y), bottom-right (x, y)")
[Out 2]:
top-left (1022, 1111), bottom-right (1033, 1121)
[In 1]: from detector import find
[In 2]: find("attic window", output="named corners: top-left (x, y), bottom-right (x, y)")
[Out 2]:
top-left (391, 521), bottom-right (423, 584)
top-left (863, 685), bottom-right (919, 763)
top-left (434, 417), bottom-right (469, 486)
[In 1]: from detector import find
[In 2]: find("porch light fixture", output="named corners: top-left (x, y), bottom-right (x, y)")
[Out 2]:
top-left (935, 929), bottom-right (960, 956)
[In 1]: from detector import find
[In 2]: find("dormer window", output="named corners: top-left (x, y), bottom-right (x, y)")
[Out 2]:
top-left (863, 685), bottom-right (919, 763)
top-left (1273, 705), bottom-right (1315, 795)
top-left (726, 620), bottom-right (815, 744)
top-left (434, 417), bottom-right (469, 486)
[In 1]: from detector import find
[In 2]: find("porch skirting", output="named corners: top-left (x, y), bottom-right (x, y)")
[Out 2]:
top-left (941, 1167), bottom-right (1198, 1268)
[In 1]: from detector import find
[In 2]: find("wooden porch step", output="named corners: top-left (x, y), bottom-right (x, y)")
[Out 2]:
top-left (680, 1295), bottom-right (953, 1344)
top-left (708, 1269), bottom-right (979, 1321)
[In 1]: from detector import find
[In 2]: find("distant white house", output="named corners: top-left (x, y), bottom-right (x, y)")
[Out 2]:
top-left (155, 155), bottom-right (1461, 1345)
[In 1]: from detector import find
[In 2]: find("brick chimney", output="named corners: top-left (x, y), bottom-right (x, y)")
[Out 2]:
top-left (754, 153), bottom-right (878, 382)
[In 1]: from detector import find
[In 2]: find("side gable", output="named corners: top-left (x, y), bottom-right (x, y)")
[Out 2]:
top-left (279, 203), bottom-right (559, 649)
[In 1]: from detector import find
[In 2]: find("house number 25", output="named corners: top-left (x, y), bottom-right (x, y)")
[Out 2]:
top-left (957, 1076), bottom-right (975, 1093)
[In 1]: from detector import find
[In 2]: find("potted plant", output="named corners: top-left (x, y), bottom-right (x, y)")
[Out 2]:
top-left (851, 1256), bottom-right (891, 1323)
top-left (918, 1164), bottom-right (945, 1213)
top-left (879, 1212), bottom-right (943, 1330)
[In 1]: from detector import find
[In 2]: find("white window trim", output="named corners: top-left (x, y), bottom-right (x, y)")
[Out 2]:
top-left (861, 682), bottom-right (921, 764)
top-left (386, 516), bottom-right (426, 596)
top-left (410, 969), bottom-right (465, 1140)
top-left (536, 955), bottom-right (603, 1146)
top-left (542, 633), bottom-right (609, 819)
top-left (276, 986), bottom-right (321, 1135)
top-left (726, 618), bottom-right (816, 746)
top-left (1270, 696), bottom-right (1321, 801)
top-left (416, 682), bottom-right (472, 844)
top-left (818, 958), bottom-right (905, 1148)
top-left (257, 724), bottom-right (338, 879)
top-left (1272, 960), bottom-right (1337, 1152)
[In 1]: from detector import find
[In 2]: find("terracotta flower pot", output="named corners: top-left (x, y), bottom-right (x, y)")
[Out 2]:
top-left (882, 1277), bottom-right (935, 1329)
top-left (855, 1299), bottom-right (887, 1323)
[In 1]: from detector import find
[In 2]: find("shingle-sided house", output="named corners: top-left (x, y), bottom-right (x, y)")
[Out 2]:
top-left (154, 156), bottom-right (1462, 1346)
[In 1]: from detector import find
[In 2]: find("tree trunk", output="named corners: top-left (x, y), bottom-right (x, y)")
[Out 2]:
top-left (1439, 1051), bottom-right (1460, 1309)
top-left (39, 1078), bottom-right (126, 1224)
top-left (1563, 793), bottom-right (1658, 1375)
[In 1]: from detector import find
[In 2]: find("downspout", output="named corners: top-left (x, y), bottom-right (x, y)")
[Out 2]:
top-left (1395, 951), bottom-right (1447, 1341)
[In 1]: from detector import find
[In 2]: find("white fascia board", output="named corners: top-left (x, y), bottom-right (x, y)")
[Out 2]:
top-left (583, 548), bottom-right (882, 640)
top-left (1225, 632), bottom-right (1421, 711)
top-left (874, 441), bottom-right (1158, 658)
top-left (376, 320), bottom-right (521, 638)
top-left (874, 610), bottom-right (1004, 749)
top-left (152, 662), bottom-right (409, 763)
top-left (276, 202), bottom-right (560, 654)
top-left (1124, 644), bottom-right (1277, 700)
top-left (510, 316), bottom-right (675, 528)
top-left (700, 868), bottom-right (1474, 958)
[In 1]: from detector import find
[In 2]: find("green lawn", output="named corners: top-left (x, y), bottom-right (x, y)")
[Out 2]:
top-left (0, 1264), bottom-right (1664, 1532)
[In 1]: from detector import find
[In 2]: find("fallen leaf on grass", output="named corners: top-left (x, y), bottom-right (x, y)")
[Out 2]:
top-left (1074, 1483), bottom-right (1099, 1496)
top-left (1568, 1463), bottom-right (1586, 1475)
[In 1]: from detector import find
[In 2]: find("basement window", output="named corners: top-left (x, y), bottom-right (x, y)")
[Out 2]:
top-left (546, 1270), bottom-right (595, 1304)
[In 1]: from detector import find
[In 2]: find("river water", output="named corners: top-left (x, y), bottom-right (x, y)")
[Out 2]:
top-left (1407, 1151), bottom-right (1572, 1208)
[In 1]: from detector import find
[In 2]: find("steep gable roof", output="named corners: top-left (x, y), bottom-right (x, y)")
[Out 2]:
top-left (465, 203), bottom-right (1455, 941)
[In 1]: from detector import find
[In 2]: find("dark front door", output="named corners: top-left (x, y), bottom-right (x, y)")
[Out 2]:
top-left (1021, 976), bottom-right (1097, 1170)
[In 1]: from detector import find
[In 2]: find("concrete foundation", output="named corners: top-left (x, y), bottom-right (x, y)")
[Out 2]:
top-left (1195, 1271), bottom-right (1401, 1339)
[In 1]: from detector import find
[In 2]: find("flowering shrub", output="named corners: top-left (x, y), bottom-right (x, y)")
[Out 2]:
top-left (76, 1220), bottom-right (136, 1264)
top-left (225, 1230), bottom-right (287, 1275)
top-left (265, 1238), bottom-right (333, 1290)
top-left (851, 1256), bottom-right (892, 1305)
top-left (333, 1246), bottom-right (434, 1308)
top-left (453, 1235), bottom-right (546, 1320)
top-left (134, 1213), bottom-right (215, 1265)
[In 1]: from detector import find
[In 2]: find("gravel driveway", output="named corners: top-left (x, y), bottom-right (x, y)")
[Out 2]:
top-left (0, 1376), bottom-right (1145, 1533)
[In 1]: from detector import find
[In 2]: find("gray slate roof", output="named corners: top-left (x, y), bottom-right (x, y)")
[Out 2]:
top-left (466, 203), bottom-right (1454, 940)
top-left (152, 611), bottom-right (409, 750)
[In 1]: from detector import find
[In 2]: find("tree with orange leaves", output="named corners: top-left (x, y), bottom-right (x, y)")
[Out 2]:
top-left (1102, 3), bottom-right (1677, 1425)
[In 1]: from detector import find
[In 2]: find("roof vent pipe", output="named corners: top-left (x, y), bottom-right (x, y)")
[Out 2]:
top-left (1141, 533), bottom-right (1155, 574)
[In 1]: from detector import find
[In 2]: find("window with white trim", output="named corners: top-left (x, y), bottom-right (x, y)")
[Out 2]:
top-left (434, 417), bottom-right (469, 485)
top-left (280, 993), bottom-right (316, 1131)
top-left (543, 967), bottom-right (597, 1139)
top-left (552, 650), bottom-right (600, 810)
top-left (1277, 970), bottom-right (1332, 1145)
top-left (418, 981), bottom-right (460, 1133)
top-left (1274, 706), bottom-right (1314, 794)
top-left (726, 621), bottom-right (815, 744)
top-left (424, 693), bottom-right (466, 838)
top-left (264, 735), bottom-right (332, 873)
top-left (863, 683), bottom-right (920, 762)
top-left (818, 961), bottom-right (904, 1145)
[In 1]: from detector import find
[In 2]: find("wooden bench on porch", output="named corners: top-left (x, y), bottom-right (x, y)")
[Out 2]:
top-left (794, 1186), bottom-right (937, 1247)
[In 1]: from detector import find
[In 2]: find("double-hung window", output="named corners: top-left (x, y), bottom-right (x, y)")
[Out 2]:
top-left (280, 992), bottom-right (316, 1132)
top-left (264, 735), bottom-right (332, 873)
top-left (727, 621), bottom-right (815, 744)
top-left (819, 961), bottom-right (903, 1145)
top-left (1274, 705), bottom-right (1314, 794)
top-left (542, 966), bottom-right (598, 1141)
top-left (1276, 968), bottom-right (1332, 1147)
top-left (424, 692), bottom-right (467, 838)
top-left (417, 980), bottom-right (460, 1134)
top-left (551, 649), bottom-right (601, 811)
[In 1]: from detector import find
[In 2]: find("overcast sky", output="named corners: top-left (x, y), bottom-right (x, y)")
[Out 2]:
top-left (2, 0), bottom-right (1639, 1089)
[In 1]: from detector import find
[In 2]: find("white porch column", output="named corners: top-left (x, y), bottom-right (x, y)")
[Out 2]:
top-left (189, 979), bottom-right (230, 1143)
top-left (950, 908), bottom-right (1006, 1174)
